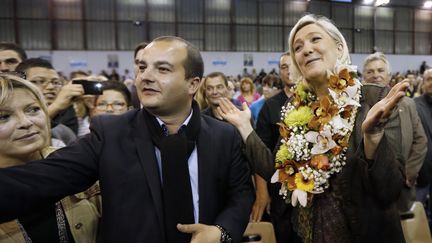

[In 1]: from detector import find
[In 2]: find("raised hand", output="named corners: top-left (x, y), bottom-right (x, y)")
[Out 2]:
top-left (217, 98), bottom-right (253, 142)
top-left (362, 81), bottom-right (409, 134)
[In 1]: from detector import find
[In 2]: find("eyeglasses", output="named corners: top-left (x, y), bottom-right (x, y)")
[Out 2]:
top-left (0, 71), bottom-right (26, 79)
top-left (95, 101), bottom-right (126, 111)
top-left (30, 79), bottom-right (64, 88)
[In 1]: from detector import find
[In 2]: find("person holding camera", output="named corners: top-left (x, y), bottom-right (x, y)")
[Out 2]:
top-left (16, 59), bottom-right (82, 137)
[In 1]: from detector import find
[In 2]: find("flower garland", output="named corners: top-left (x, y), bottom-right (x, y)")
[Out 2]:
top-left (271, 64), bottom-right (362, 207)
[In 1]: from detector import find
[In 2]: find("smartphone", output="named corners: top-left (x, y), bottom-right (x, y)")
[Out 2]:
top-left (72, 80), bottom-right (103, 95)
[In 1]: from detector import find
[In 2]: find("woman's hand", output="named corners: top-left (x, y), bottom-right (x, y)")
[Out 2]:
top-left (361, 81), bottom-right (409, 159)
top-left (362, 81), bottom-right (409, 134)
top-left (217, 98), bottom-right (254, 142)
top-left (250, 175), bottom-right (271, 222)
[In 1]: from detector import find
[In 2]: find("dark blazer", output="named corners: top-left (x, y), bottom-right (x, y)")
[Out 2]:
top-left (0, 109), bottom-right (255, 243)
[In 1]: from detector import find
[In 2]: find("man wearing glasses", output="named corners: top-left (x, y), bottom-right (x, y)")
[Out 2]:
top-left (0, 42), bottom-right (27, 73)
top-left (16, 58), bottom-right (82, 142)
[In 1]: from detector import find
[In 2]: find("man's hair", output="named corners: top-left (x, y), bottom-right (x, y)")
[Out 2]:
top-left (133, 42), bottom-right (148, 58)
top-left (204, 72), bottom-right (228, 87)
top-left (70, 70), bottom-right (89, 80)
top-left (16, 58), bottom-right (54, 73)
top-left (262, 74), bottom-right (282, 89)
top-left (423, 68), bottom-right (432, 79)
top-left (363, 52), bottom-right (391, 74)
top-left (98, 81), bottom-right (132, 106)
top-left (0, 42), bottom-right (27, 61)
top-left (279, 51), bottom-right (290, 67)
top-left (153, 36), bottom-right (204, 80)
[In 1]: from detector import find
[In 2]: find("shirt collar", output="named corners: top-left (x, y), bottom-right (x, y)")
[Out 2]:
top-left (155, 109), bottom-right (194, 134)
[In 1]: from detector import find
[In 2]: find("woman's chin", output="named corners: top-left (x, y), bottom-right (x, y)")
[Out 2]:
top-left (304, 71), bottom-right (328, 85)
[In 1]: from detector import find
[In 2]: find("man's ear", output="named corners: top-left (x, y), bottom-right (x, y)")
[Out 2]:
top-left (187, 77), bottom-right (201, 95)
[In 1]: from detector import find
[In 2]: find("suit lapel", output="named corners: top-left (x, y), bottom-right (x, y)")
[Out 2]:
top-left (196, 117), bottom-right (213, 223)
top-left (132, 110), bottom-right (165, 240)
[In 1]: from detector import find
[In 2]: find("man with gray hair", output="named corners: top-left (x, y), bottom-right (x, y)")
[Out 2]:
top-left (362, 52), bottom-right (427, 212)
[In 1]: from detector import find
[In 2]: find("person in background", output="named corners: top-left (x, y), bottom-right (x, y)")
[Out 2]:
top-left (130, 42), bottom-right (148, 109)
top-left (91, 81), bottom-right (131, 117)
top-left (0, 43), bottom-right (27, 73)
top-left (362, 52), bottom-right (427, 213)
top-left (73, 75), bottom-right (108, 137)
top-left (406, 71), bottom-right (420, 97)
top-left (109, 69), bottom-right (120, 82)
top-left (0, 36), bottom-right (254, 243)
top-left (255, 52), bottom-right (301, 243)
top-left (249, 74), bottom-right (282, 126)
top-left (202, 72), bottom-right (238, 119)
top-left (69, 70), bottom-right (88, 81)
top-left (236, 77), bottom-right (260, 106)
top-left (0, 73), bottom-right (100, 243)
top-left (415, 68), bottom-right (432, 226)
top-left (226, 80), bottom-right (236, 101)
top-left (201, 71), bottom-right (269, 223)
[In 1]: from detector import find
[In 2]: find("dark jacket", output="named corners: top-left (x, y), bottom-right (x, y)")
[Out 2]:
top-left (0, 109), bottom-right (254, 243)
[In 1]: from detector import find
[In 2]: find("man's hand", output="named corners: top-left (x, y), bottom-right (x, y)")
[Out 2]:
top-left (48, 82), bottom-right (84, 118)
top-left (177, 223), bottom-right (221, 243)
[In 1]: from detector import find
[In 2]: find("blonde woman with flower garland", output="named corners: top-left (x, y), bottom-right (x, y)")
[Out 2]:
top-left (218, 14), bottom-right (408, 243)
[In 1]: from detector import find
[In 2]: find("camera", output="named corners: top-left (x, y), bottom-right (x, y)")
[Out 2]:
top-left (72, 80), bottom-right (103, 95)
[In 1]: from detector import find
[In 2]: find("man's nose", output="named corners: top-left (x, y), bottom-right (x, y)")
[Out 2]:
top-left (0, 62), bottom-right (10, 72)
top-left (139, 68), bottom-right (155, 83)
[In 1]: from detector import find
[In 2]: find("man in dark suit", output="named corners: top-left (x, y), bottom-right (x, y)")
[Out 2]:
top-left (0, 36), bottom-right (254, 243)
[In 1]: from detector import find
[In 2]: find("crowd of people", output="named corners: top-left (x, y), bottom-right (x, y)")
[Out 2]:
top-left (0, 13), bottom-right (430, 243)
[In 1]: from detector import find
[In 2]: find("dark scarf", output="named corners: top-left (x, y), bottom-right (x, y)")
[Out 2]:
top-left (142, 101), bottom-right (201, 243)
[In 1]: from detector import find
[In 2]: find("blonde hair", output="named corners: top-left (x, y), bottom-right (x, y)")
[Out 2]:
top-left (0, 73), bottom-right (50, 147)
top-left (288, 14), bottom-right (351, 83)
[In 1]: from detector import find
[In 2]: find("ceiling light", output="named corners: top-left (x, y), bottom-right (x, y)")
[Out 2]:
top-left (424, 0), bottom-right (432, 8)
top-left (363, 0), bottom-right (374, 4)
top-left (375, 0), bottom-right (390, 6)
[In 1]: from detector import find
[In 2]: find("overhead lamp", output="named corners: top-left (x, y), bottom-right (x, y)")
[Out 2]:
top-left (375, 0), bottom-right (390, 6)
top-left (424, 0), bottom-right (432, 8)
top-left (363, 0), bottom-right (374, 4)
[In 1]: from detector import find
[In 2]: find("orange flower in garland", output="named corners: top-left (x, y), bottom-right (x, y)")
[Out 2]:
top-left (277, 122), bottom-right (291, 140)
top-left (329, 68), bottom-right (355, 92)
top-left (310, 154), bottom-right (330, 170)
top-left (308, 96), bottom-right (339, 130)
top-left (340, 105), bottom-right (353, 119)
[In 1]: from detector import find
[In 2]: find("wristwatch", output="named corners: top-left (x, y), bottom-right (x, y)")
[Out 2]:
top-left (215, 224), bottom-right (233, 243)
